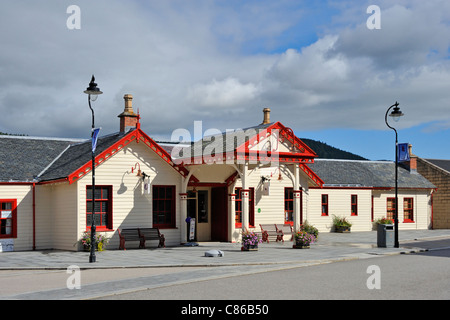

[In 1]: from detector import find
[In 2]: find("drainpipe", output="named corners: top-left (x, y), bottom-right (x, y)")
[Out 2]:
top-left (32, 182), bottom-right (36, 250)
top-left (431, 190), bottom-right (434, 229)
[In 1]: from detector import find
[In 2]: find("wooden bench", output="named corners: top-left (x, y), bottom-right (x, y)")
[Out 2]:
top-left (118, 228), bottom-right (141, 250)
top-left (259, 224), bottom-right (283, 243)
top-left (276, 224), bottom-right (294, 242)
top-left (138, 227), bottom-right (165, 248)
top-left (118, 227), bottom-right (165, 250)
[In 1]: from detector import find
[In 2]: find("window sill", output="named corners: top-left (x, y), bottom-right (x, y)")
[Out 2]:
top-left (86, 227), bottom-right (114, 232)
top-left (235, 224), bottom-right (256, 229)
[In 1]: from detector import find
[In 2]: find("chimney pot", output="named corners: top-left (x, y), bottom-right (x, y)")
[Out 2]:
top-left (118, 94), bottom-right (138, 133)
top-left (124, 94), bottom-right (133, 112)
top-left (262, 108), bottom-right (271, 124)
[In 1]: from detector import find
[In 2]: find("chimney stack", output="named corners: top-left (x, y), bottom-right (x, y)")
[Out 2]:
top-left (118, 94), bottom-right (138, 133)
top-left (408, 144), bottom-right (418, 174)
top-left (262, 108), bottom-right (271, 124)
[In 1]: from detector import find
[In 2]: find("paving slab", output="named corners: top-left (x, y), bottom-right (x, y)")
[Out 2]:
top-left (0, 230), bottom-right (449, 270)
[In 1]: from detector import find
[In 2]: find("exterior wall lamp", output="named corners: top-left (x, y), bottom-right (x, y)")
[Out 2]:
top-left (84, 75), bottom-right (102, 263)
top-left (132, 162), bottom-right (150, 181)
top-left (385, 101), bottom-right (404, 248)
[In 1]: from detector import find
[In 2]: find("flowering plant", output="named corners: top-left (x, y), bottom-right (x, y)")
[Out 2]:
top-left (294, 231), bottom-right (316, 246)
top-left (332, 215), bottom-right (352, 227)
top-left (77, 231), bottom-right (110, 251)
top-left (300, 220), bottom-right (319, 239)
top-left (375, 217), bottom-right (393, 225)
top-left (242, 231), bottom-right (262, 247)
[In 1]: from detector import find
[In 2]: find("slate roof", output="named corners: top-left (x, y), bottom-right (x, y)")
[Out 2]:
top-left (0, 130), bottom-right (436, 190)
top-left (424, 159), bottom-right (450, 174)
top-left (308, 159), bottom-right (436, 189)
top-left (0, 135), bottom-right (82, 182)
top-left (0, 132), bottom-right (125, 182)
top-left (38, 132), bottom-right (125, 182)
top-left (174, 122), bottom-right (273, 160)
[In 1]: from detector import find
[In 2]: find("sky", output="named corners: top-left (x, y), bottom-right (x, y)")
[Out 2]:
top-left (0, 0), bottom-right (449, 161)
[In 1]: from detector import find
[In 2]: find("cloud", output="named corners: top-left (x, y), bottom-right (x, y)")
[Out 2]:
top-left (0, 0), bottom-right (450, 141)
top-left (187, 77), bottom-right (260, 110)
top-left (332, 3), bottom-right (450, 69)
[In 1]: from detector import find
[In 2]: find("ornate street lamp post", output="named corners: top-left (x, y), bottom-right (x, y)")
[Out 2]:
top-left (385, 101), bottom-right (404, 248)
top-left (84, 75), bottom-right (103, 263)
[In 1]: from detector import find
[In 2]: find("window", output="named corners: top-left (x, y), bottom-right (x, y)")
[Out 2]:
top-left (351, 195), bottom-right (358, 216)
top-left (153, 185), bottom-right (176, 228)
top-left (387, 198), bottom-right (396, 220)
top-left (235, 188), bottom-right (254, 227)
top-left (284, 188), bottom-right (293, 223)
top-left (0, 200), bottom-right (17, 238)
top-left (321, 194), bottom-right (329, 216)
top-left (86, 186), bottom-right (112, 230)
top-left (404, 198), bottom-right (414, 222)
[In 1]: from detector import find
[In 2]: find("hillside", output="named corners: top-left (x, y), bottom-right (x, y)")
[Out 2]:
top-left (301, 138), bottom-right (367, 160)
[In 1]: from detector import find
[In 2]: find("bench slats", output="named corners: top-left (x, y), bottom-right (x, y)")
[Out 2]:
top-left (275, 224), bottom-right (294, 242)
top-left (259, 224), bottom-right (283, 243)
top-left (118, 227), bottom-right (165, 250)
top-left (139, 228), bottom-right (165, 248)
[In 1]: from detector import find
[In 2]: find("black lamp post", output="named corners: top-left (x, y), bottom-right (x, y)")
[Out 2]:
top-left (385, 101), bottom-right (404, 248)
top-left (84, 75), bottom-right (103, 263)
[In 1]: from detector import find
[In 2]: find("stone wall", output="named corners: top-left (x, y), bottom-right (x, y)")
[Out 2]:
top-left (417, 158), bottom-right (450, 228)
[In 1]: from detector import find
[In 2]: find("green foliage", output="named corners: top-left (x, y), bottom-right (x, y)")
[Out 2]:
top-left (300, 138), bottom-right (366, 160)
top-left (300, 220), bottom-right (319, 239)
top-left (332, 215), bottom-right (352, 227)
top-left (374, 217), bottom-right (393, 225)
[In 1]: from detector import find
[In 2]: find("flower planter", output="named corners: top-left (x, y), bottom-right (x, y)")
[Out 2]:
top-left (242, 244), bottom-right (258, 251)
top-left (293, 243), bottom-right (310, 249)
top-left (293, 230), bottom-right (316, 249)
top-left (241, 231), bottom-right (262, 251)
top-left (77, 231), bottom-right (109, 252)
top-left (335, 226), bottom-right (351, 233)
top-left (83, 243), bottom-right (105, 252)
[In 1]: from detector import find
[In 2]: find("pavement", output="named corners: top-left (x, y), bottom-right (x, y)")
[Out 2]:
top-left (1, 229), bottom-right (450, 300)
top-left (1, 229), bottom-right (450, 270)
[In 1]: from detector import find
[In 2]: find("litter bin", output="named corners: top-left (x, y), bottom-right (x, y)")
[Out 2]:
top-left (377, 224), bottom-right (394, 248)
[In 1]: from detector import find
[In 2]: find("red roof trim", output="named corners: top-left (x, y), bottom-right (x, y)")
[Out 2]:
top-left (236, 122), bottom-right (318, 160)
top-left (299, 164), bottom-right (324, 187)
top-left (68, 129), bottom-right (190, 184)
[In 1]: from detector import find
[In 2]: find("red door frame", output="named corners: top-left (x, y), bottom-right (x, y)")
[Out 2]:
top-left (211, 186), bottom-right (228, 241)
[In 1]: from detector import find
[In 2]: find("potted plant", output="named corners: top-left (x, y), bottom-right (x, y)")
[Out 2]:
top-left (95, 233), bottom-right (109, 251)
top-left (374, 217), bottom-right (393, 225)
top-left (241, 231), bottom-right (262, 251)
top-left (77, 231), bottom-right (110, 252)
top-left (300, 220), bottom-right (319, 240)
top-left (332, 215), bottom-right (352, 233)
top-left (293, 230), bottom-right (316, 249)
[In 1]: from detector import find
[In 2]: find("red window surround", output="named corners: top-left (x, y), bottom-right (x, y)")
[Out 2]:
top-left (153, 185), bottom-right (176, 229)
top-left (235, 187), bottom-right (255, 228)
top-left (284, 188), bottom-right (293, 224)
top-left (321, 194), bottom-right (329, 216)
top-left (86, 186), bottom-right (113, 231)
top-left (403, 198), bottom-right (414, 222)
top-left (0, 199), bottom-right (17, 239)
top-left (351, 195), bottom-right (358, 216)
top-left (387, 197), bottom-right (396, 220)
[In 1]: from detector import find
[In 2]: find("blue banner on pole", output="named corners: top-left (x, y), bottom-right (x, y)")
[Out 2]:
top-left (398, 143), bottom-right (410, 162)
top-left (92, 128), bottom-right (101, 152)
